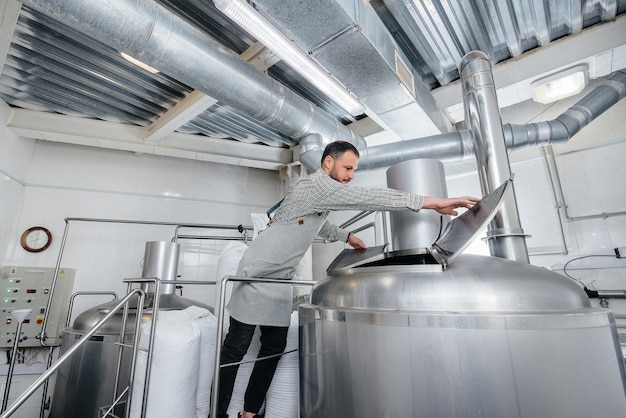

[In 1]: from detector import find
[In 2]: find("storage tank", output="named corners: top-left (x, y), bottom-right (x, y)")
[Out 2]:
top-left (299, 180), bottom-right (626, 418)
top-left (49, 241), bottom-right (211, 418)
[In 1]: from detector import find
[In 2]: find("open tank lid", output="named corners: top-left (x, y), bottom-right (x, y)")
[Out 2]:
top-left (327, 179), bottom-right (511, 272)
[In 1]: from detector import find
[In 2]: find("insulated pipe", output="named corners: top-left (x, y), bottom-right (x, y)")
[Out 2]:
top-left (330, 69), bottom-right (626, 173)
top-left (460, 51), bottom-right (529, 263)
top-left (504, 70), bottom-right (626, 150)
top-left (19, 0), bottom-right (366, 155)
top-left (356, 130), bottom-right (474, 171)
top-left (16, 0), bottom-right (626, 175)
top-left (331, 68), bottom-right (626, 172)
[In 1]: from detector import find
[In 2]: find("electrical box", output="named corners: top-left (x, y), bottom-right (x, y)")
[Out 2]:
top-left (0, 267), bottom-right (75, 347)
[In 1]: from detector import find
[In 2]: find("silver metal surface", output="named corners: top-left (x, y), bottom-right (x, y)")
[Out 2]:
top-left (318, 254), bottom-right (590, 311)
top-left (299, 306), bottom-right (626, 418)
top-left (1, 316), bottom-right (27, 413)
top-left (19, 0), bottom-right (366, 160)
top-left (356, 130), bottom-right (474, 171)
top-left (141, 241), bottom-right (180, 295)
top-left (460, 51), bottom-right (529, 263)
top-left (300, 254), bottom-right (626, 417)
top-left (386, 159), bottom-right (448, 251)
top-left (430, 179), bottom-right (510, 267)
top-left (327, 180), bottom-right (510, 271)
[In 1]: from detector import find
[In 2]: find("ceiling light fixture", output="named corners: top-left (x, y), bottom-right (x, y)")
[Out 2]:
top-left (121, 52), bottom-right (159, 74)
top-left (214, 0), bottom-right (365, 116)
top-left (530, 65), bottom-right (588, 104)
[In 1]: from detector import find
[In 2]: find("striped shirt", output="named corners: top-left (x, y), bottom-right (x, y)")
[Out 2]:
top-left (271, 168), bottom-right (424, 243)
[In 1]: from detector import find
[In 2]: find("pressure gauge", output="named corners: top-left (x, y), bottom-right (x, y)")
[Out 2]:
top-left (20, 226), bottom-right (52, 253)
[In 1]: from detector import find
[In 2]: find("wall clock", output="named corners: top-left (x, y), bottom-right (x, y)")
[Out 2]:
top-left (20, 226), bottom-right (52, 253)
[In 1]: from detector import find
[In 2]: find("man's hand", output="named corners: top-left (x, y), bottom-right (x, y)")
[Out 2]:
top-left (347, 233), bottom-right (367, 250)
top-left (422, 196), bottom-right (480, 216)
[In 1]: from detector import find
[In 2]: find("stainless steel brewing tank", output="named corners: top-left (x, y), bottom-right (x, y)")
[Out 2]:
top-left (48, 302), bottom-right (140, 418)
top-left (299, 254), bottom-right (626, 418)
top-left (299, 181), bottom-right (626, 418)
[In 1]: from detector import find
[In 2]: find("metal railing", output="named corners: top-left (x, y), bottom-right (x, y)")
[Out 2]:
top-left (0, 289), bottom-right (146, 418)
top-left (210, 275), bottom-right (316, 418)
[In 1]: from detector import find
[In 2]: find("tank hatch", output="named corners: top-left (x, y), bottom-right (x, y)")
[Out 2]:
top-left (327, 179), bottom-right (511, 273)
top-left (429, 179), bottom-right (510, 268)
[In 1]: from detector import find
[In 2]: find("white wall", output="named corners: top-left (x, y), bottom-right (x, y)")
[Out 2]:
top-left (0, 101), bottom-right (35, 263)
top-left (1, 138), bottom-right (283, 319)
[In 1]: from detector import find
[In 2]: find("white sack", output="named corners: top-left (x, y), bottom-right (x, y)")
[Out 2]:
top-left (130, 308), bottom-right (201, 418)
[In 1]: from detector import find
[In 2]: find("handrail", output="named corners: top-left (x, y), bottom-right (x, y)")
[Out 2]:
top-left (40, 218), bottom-right (253, 347)
top-left (0, 289), bottom-right (146, 418)
top-left (210, 275), bottom-right (316, 418)
top-left (121, 277), bottom-right (217, 418)
top-left (66, 291), bottom-right (119, 328)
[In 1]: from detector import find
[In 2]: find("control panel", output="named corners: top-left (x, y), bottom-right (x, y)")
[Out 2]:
top-left (0, 267), bottom-right (76, 347)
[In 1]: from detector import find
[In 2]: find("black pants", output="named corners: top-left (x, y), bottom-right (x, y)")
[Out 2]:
top-left (217, 316), bottom-right (289, 418)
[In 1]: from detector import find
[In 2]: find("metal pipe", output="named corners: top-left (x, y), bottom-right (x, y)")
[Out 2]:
top-left (38, 347), bottom-right (54, 418)
top-left (356, 130), bottom-right (474, 171)
top-left (38, 220), bottom-right (71, 346)
top-left (338, 211), bottom-right (375, 229)
top-left (18, 1), bottom-right (626, 174)
top-left (39, 217), bottom-right (252, 345)
top-left (459, 51), bottom-right (529, 263)
top-left (19, 0), bottom-right (366, 156)
top-left (539, 146), bottom-right (568, 255)
top-left (544, 143), bottom-right (626, 221)
top-left (0, 289), bottom-right (145, 418)
top-left (348, 222), bottom-right (375, 235)
top-left (2, 313), bottom-right (29, 413)
top-left (175, 235), bottom-right (251, 241)
top-left (504, 70), bottom-right (626, 150)
top-left (65, 291), bottom-right (119, 328)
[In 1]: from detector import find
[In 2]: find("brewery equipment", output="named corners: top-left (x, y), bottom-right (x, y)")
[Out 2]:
top-left (299, 177), bottom-right (626, 417)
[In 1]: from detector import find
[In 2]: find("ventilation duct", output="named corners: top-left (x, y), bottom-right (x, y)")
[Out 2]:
top-left (504, 69), bottom-right (626, 150)
top-left (340, 68), bottom-right (626, 172)
top-left (250, 0), bottom-right (453, 140)
top-left (19, 0), bottom-right (366, 158)
top-left (17, 0), bottom-right (626, 175)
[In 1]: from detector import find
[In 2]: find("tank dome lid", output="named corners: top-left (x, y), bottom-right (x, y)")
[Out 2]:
top-left (328, 180), bottom-right (511, 272)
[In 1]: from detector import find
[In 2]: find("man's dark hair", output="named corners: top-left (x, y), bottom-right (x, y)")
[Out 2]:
top-left (320, 141), bottom-right (360, 165)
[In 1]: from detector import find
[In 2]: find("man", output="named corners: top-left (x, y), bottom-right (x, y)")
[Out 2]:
top-left (218, 141), bottom-right (479, 418)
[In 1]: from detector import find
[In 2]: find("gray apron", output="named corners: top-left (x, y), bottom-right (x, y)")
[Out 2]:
top-left (226, 213), bottom-right (326, 327)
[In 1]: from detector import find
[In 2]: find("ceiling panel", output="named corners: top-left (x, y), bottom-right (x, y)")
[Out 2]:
top-left (0, 0), bottom-right (624, 169)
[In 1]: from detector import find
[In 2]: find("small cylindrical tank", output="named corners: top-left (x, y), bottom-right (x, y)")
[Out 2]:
top-left (386, 159), bottom-right (449, 250)
top-left (141, 240), bottom-right (179, 295)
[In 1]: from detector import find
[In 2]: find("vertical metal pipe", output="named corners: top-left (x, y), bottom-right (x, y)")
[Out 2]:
top-left (210, 275), bottom-right (229, 418)
top-left (2, 320), bottom-right (25, 412)
top-left (459, 51), bottom-right (529, 263)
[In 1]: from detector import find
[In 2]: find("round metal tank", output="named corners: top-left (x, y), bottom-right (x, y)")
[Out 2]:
top-left (49, 303), bottom-right (140, 418)
top-left (299, 253), bottom-right (626, 418)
